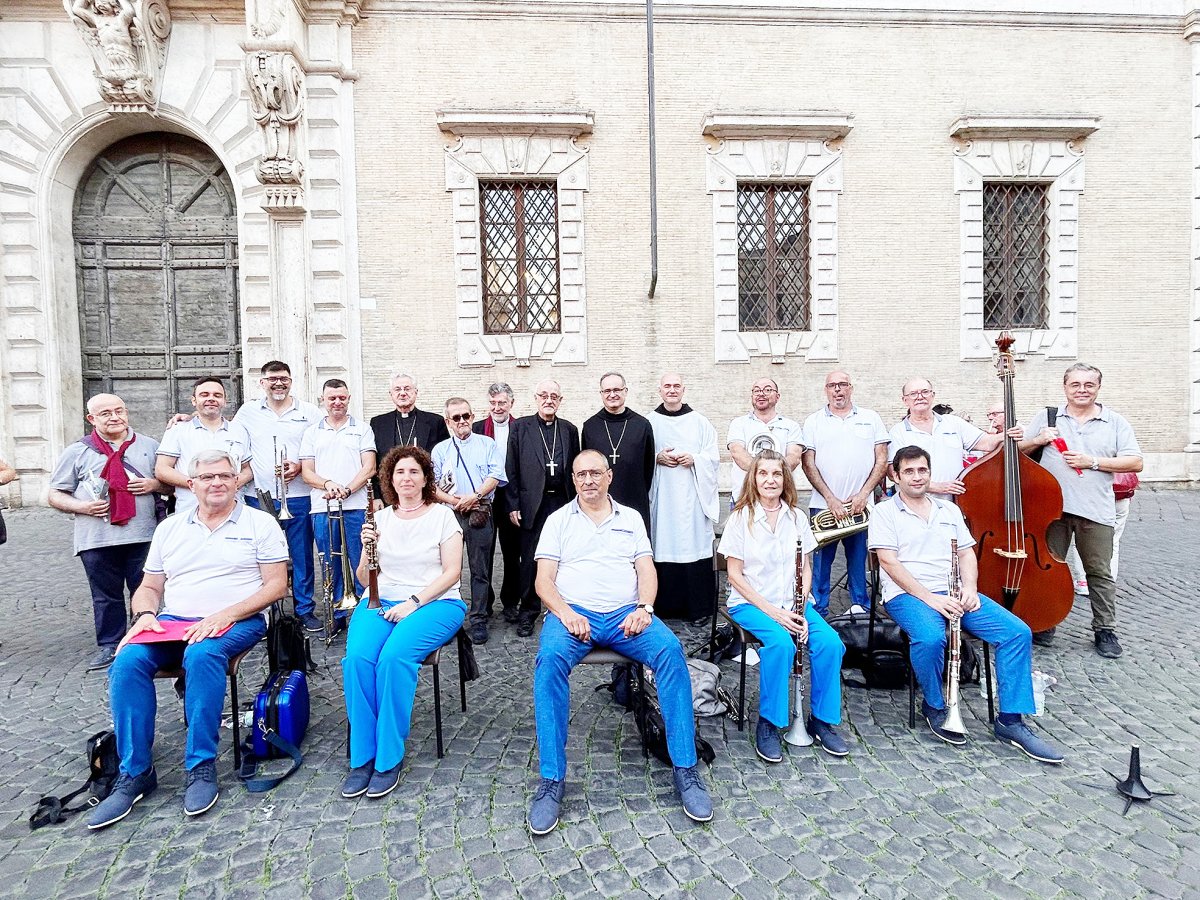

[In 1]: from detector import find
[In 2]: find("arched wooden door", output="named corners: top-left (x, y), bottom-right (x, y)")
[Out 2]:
top-left (74, 133), bottom-right (241, 436)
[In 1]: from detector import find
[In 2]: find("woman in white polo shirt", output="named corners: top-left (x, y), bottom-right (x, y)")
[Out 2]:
top-left (340, 445), bottom-right (465, 800)
top-left (717, 450), bottom-right (849, 763)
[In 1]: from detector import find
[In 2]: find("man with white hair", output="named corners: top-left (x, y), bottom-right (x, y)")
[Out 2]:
top-left (369, 373), bottom-right (449, 497)
top-left (87, 450), bottom-right (287, 830)
top-left (49, 393), bottom-right (164, 671)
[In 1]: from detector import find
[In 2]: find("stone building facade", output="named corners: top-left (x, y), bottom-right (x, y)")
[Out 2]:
top-left (2, 0), bottom-right (1199, 504)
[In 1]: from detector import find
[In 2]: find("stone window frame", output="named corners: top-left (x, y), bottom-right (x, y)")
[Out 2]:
top-left (704, 112), bottom-right (853, 364)
top-left (951, 115), bottom-right (1100, 360)
top-left (438, 110), bottom-right (593, 368)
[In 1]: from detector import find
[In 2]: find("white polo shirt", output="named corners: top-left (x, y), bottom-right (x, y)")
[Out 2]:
top-left (867, 493), bottom-right (975, 603)
top-left (717, 504), bottom-right (817, 611)
top-left (299, 415), bottom-right (376, 512)
top-left (234, 396), bottom-right (323, 499)
top-left (535, 498), bottom-right (653, 614)
top-left (801, 405), bottom-right (889, 510)
top-left (887, 414), bottom-right (984, 499)
top-left (726, 412), bottom-right (804, 501)
top-left (144, 502), bottom-right (288, 619)
top-left (156, 417), bottom-right (252, 515)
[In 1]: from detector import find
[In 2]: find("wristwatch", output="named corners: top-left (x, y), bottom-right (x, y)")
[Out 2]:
top-left (637, 603), bottom-right (654, 617)
top-left (134, 610), bottom-right (157, 623)
top-left (1090, 458), bottom-right (1101, 471)
top-left (410, 594), bottom-right (423, 606)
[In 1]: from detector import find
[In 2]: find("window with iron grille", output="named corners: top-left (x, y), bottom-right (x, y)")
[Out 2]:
top-left (982, 182), bottom-right (1050, 330)
top-left (736, 183), bottom-right (811, 332)
top-left (479, 180), bottom-right (561, 334)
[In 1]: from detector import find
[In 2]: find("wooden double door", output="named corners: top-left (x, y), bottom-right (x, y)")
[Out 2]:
top-left (74, 133), bottom-right (242, 436)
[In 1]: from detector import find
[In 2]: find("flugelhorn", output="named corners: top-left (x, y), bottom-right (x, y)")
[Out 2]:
top-left (942, 538), bottom-right (967, 736)
top-left (273, 437), bottom-right (294, 520)
top-left (810, 507), bottom-right (869, 548)
top-left (784, 536), bottom-right (814, 747)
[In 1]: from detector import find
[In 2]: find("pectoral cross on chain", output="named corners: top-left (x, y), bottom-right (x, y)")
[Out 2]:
top-left (608, 450), bottom-right (620, 465)
top-left (546, 458), bottom-right (557, 476)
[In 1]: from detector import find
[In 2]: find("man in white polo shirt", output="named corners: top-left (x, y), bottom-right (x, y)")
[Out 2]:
top-left (527, 450), bottom-right (712, 835)
top-left (156, 376), bottom-right (252, 515)
top-left (727, 377), bottom-right (803, 504)
top-left (800, 370), bottom-right (889, 617)
top-left (234, 360), bottom-right (323, 631)
top-left (300, 378), bottom-right (377, 631)
top-left (88, 450), bottom-right (288, 830)
top-left (868, 445), bottom-right (1064, 764)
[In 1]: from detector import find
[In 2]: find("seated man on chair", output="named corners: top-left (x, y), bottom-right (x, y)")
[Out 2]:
top-left (529, 450), bottom-right (713, 834)
top-left (867, 445), bottom-right (1065, 764)
top-left (88, 450), bottom-right (288, 830)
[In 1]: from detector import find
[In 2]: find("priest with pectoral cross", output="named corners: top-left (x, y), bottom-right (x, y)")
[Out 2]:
top-left (505, 380), bottom-right (580, 637)
top-left (582, 372), bottom-right (656, 534)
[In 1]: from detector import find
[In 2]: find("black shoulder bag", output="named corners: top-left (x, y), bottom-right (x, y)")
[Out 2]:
top-left (30, 730), bottom-right (119, 829)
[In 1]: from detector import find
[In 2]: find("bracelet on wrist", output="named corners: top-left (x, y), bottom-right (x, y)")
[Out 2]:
top-left (134, 610), bottom-right (157, 622)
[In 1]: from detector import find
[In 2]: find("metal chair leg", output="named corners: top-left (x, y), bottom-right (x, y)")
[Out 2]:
top-left (907, 644), bottom-right (916, 729)
top-left (457, 632), bottom-right (468, 713)
top-left (230, 671), bottom-right (241, 771)
top-left (738, 645), bottom-right (748, 732)
top-left (635, 664), bottom-right (648, 758)
top-left (983, 642), bottom-right (995, 723)
top-left (433, 661), bottom-right (444, 759)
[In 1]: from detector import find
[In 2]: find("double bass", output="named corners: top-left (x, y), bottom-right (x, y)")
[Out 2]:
top-left (958, 333), bottom-right (1074, 632)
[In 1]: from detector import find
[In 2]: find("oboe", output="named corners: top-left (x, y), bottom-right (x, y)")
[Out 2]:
top-left (364, 482), bottom-right (380, 610)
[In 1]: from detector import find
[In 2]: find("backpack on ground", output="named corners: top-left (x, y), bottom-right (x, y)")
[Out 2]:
top-left (600, 663), bottom-right (716, 767)
top-left (29, 730), bottom-right (119, 829)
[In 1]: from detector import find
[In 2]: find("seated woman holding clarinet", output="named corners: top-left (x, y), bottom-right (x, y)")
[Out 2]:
top-left (341, 445), bottom-right (466, 799)
top-left (717, 449), bottom-right (849, 763)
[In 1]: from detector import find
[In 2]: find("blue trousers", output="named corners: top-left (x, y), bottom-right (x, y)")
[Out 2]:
top-left (343, 597), bottom-right (466, 770)
top-left (810, 509), bottom-right (868, 614)
top-left (728, 602), bottom-right (846, 728)
top-left (886, 592), bottom-right (1034, 715)
top-left (312, 509), bottom-right (365, 612)
top-left (246, 495), bottom-right (315, 617)
top-left (534, 605), bottom-right (697, 780)
top-left (109, 615), bottom-right (266, 775)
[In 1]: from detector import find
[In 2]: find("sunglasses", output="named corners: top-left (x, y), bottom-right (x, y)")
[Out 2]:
top-left (448, 412), bottom-right (473, 423)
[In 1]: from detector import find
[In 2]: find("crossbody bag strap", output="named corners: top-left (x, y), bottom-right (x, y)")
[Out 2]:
top-left (452, 441), bottom-right (479, 494)
top-left (238, 731), bottom-right (303, 793)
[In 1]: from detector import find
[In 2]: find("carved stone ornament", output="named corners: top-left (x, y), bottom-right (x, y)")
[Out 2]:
top-left (244, 50), bottom-right (305, 209)
top-left (64, 0), bottom-right (172, 113)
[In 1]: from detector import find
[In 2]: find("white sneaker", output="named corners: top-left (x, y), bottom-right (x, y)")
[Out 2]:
top-left (1074, 579), bottom-right (1089, 594)
top-left (848, 604), bottom-right (868, 616)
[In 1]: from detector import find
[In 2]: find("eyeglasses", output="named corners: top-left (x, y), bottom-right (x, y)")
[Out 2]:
top-left (904, 389), bottom-right (934, 399)
top-left (750, 388), bottom-right (778, 397)
top-left (448, 412), bottom-right (473, 423)
top-left (92, 407), bottom-right (128, 419)
top-left (825, 382), bottom-right (851, 391)
top-left (573, 469), bottom-right (606, 482)
top-left (535, 392), bottom-right (562, 402)
top-left (193, 472), bottom-right (237, 483)
top-left (262, 376), bottom-right (292, 385)
top-left (600, 387), bottom-right (627, 395)
top-left (1065, 382), bottom-right (1100, 391)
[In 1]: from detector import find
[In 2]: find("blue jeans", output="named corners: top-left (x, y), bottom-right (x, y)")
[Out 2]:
top-left (79, 542), bottom-right (150, 648)
top-left (245, 495), bottom-right (315, 617)
top-left (109, 615), bottom-right (266, 775)
top-left (810, 509), bottom-right (868, 615)
top-left (343, 597), bottom-right (466, 770)
top-left (728, 602), bottom-right (845, 727)
top-left (312, 509), bottom-right (365, 612)
top-left (534, 605), bottom-right (697, 780)
top-left (886, 592), bottom-right (1034, 715)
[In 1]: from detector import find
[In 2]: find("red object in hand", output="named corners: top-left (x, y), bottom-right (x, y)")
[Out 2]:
top-left (1051, 437), bottom-right (1084, 477)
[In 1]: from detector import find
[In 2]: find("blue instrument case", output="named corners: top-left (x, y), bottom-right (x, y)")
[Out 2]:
top-left (252, 669), bottom-right (309, 760)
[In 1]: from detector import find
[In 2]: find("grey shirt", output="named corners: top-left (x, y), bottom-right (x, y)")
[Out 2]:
top-left (49, 432), bottom-right (161, 554)
top-left (1025, 404), bottom-right (1141, 527)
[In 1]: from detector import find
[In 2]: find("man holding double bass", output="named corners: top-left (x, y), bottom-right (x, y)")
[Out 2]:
top-left (1021, 364), bottom-right (1143, 658)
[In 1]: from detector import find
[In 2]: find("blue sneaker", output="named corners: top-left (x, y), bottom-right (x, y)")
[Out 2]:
top-left (341, 761), bottom-right (373, 799)
top-left (366, 762), bottom-right (403, 799)
top-left (528, 778), bottom-right (564, 835)
top-left (808, 718), bottom-right (850, 757)
top-left (183, 760), bottom-right (219, 817)
top-left (994, 718), bottom-right (1065, 764)
top-left (922, 700), bottom-right (967, 746)
top-left (86, 768), bottom-right (157, 830)
top-left (755, 719), bottom-right (783, 763)
top-left (673, 765), bottom-right (713, 823)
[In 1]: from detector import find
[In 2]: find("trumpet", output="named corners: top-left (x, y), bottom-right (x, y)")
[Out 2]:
top-left (810, 507), bottom-right (869, 548)
top-left (783, 537), bottom-right (814, 747)
top-left (273, 437), bottom-right (294, 521)
top-left (942, 538), bottom-right (967, 736)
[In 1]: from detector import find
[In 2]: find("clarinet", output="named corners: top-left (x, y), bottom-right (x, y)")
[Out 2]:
top-left (942, 538), bottom-right (967, 735)
top-left (364, 482), bottom-right (381, 610)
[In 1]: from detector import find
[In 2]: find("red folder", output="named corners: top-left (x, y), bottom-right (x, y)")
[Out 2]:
top-left (128, 619), bottom-right (232, 644)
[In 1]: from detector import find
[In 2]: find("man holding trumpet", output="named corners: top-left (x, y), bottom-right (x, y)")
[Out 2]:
top-left (235, 361), bottom-right (322, 631)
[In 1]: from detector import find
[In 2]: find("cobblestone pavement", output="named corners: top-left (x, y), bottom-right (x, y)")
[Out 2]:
top-left (0, 489), bottom-right (1197, 899)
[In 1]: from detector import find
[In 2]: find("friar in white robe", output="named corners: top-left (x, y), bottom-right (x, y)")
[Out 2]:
top-left (647, 373), bottom-right (720, 621)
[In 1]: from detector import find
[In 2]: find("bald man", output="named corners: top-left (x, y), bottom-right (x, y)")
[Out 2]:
top-left (505, 380), bottom-right (581, 636)
top-left (49, 394), bottom-right (165, 671)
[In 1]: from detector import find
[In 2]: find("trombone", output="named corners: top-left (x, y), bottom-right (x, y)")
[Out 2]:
top-left (326, 498), bottom-right (360, 614)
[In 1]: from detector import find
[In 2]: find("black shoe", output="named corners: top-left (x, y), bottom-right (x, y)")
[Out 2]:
top-left (502, 606), bottom-right (521, 625)
top-left (922, 700), bottom-right (967, 746)
top-left (366, 763), bottom-right (403, 799)
top-left (516, 613), bottom-right (537, 638)
top-left (469, 623), bottom-right (489, 645)
top-left (1032, 626), bottom-right (1056, 647)
top-left (87, 646), bottom-right (117, 672)
top-left (301, 613), bottom-right (323, 633)
top-left (1094, 629), bottom-right (1123, 659)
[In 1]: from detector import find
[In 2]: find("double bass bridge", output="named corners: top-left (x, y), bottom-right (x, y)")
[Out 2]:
top-left (992, 548), bottom-right (1027, 560)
